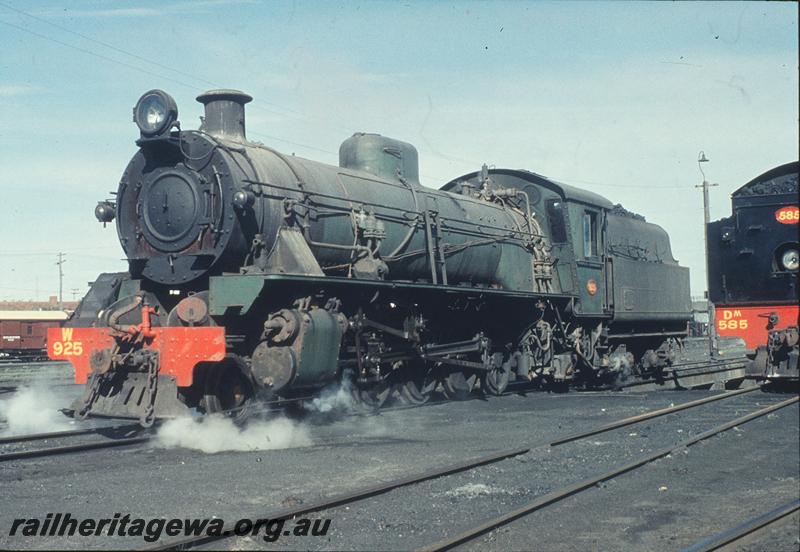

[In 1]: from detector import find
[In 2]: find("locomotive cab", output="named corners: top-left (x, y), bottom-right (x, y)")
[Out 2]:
top-left (441, 169), bottom-right (691, 325)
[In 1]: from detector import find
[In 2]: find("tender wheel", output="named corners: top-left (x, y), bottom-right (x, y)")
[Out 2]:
top-left (440, 370), bottom-right (477, 400)
top-left (482, 364), bottom-right (510, 396)
top-left (200, 356), bottom-right (255, 422)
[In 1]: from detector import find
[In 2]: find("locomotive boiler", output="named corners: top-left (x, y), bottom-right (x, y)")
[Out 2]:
top-left (49, 89), bottom-right (692, 425)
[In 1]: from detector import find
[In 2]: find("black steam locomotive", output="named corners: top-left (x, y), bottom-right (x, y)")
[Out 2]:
top-left (50, 89), bottom-right (692, 425)
top-left (707, 161), bottom-right (799, 381)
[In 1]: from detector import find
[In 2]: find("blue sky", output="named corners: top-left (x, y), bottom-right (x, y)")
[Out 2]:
top-left (1, 1), bottom-right (797, 301)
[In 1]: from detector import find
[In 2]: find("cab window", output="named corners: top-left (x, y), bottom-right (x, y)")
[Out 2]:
top-left (583, 211), bottom-right (598, 258)
top-left (546, 199), bottom-right (568, 243)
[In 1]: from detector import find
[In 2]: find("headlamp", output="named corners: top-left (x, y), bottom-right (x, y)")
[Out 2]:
top-left (95, 201), bottom-right (116, 223)
top-left (133, 90), bottom-right (177, 136)
top-left (780, 248), bottom-right (799, 271)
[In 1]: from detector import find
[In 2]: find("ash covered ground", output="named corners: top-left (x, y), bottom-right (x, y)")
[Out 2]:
top-left (0, 363), bottom-right (797, 551)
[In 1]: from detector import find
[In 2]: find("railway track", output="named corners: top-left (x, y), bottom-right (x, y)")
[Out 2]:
top-left (0, 394), bottom-right (353, 463)
top-left (0, 354), bottom-right (750, 426)
top-left (416, 395), bottom-right (798, 552)
top-left (0, 356), bottom-right (762, 464)
top-left (548, 385), bottom-right (758, 446)
top-left (617, 357), bottom-right (750, 391)
top-left (682, 498), bottom-right (800, 552)
top-left (142, 386), bottom-right (791, 550)
top-left (0, 419), bottom-right (154, 463)
top-left (0, 422), bottom-right (145, 446)
top-left (361, 355), bottom-right (753, 413)
top-left (0, 435), bottom-right (152, 463)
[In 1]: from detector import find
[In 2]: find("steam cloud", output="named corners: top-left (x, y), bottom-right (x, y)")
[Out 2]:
top-left (155, 415), bottom-right (312, 453)
top-left (0, 385), bottom-right (71, 436)
top-left (156, 380), bottom-right (397, 454)
top-left (303, 380), bottom-right (358, 414)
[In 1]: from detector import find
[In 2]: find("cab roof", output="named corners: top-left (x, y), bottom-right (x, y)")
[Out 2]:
top-left (442, 168), bottom-right (614, 209)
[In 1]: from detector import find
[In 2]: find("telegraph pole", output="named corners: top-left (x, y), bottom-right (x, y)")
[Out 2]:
top-left (56, 252), bottom-right (66, 310)
top-left (696, 152), bottom-right (718, 359)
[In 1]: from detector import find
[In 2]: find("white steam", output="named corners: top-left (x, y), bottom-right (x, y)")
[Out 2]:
top-left (0, 385), bottom-right (71, 436)
top-left (154, 415), bottom-right (312, 453)
top-left (155, 380), bottom-right (398, 454)
top-left (303, 381), bottom-right (358, 414)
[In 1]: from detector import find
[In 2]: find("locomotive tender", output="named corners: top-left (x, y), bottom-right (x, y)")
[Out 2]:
top-left (707, 161), bottom-right (799, 381)
top-left (49, 89), bottom-right (692, 425)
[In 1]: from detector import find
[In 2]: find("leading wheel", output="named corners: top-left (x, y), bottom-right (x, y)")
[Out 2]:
top-left (200, 355), bottom-right (255, 422)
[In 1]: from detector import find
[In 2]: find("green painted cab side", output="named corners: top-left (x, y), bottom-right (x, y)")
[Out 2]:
top-left (567, 202), bottom-right (606, 316)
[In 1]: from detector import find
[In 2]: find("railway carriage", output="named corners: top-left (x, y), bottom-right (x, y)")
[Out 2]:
top-left (0, 311), bottom-right (67, 362)
top-left (49, 89), bottom-right (692, 425)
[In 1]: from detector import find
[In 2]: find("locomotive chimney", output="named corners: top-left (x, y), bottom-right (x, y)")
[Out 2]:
top-left (196, 89), bottom-right (253, 142)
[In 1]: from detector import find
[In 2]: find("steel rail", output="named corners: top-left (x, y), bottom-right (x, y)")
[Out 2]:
top-left (667, 356), bottom-right (748, 370)
top-left (0, 384), bottom-right (764, 466)
top-left (0, 355), bottom-right (746, 435)
top-left (0, 395), bottom-right (315, 458)
top-left (618, 359), bottom-right (750, 390)
top-left (681, 498), bottom-right (800, 552)
top-left (550, 386), bottom-right (759, 446)
top-left (0, 436), bottom-right (151, 463)
top-left (49, 394), bottom-right (315, 427)
top-left (667, 358), bottom-right (749, 373)
top-left (356, 384), bottom-right (758, 432)
top-left (0, 362), bottom-right (759, 461)
top-left (668, 364), bottom-right (751, 380)
top-left (416, 395), bottom-right (798, 552)
top-left (0, 392), bottom-right (513, 461)
top-left (143, 388), bottom-right (776, 550)
top-left (0, 423), bottom-right (144, 446)
top-left (0, 398), bottom-right (306, 460)
top-left (0, 395), bottom-right (311, 460)
top-left (143, 446), bottom-right (531, 551)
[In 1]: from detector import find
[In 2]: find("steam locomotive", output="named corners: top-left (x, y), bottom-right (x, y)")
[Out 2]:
top-left (49, 89), bottom-right (692, 425)
top-left (707, 161), bottom-right (799, 382)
